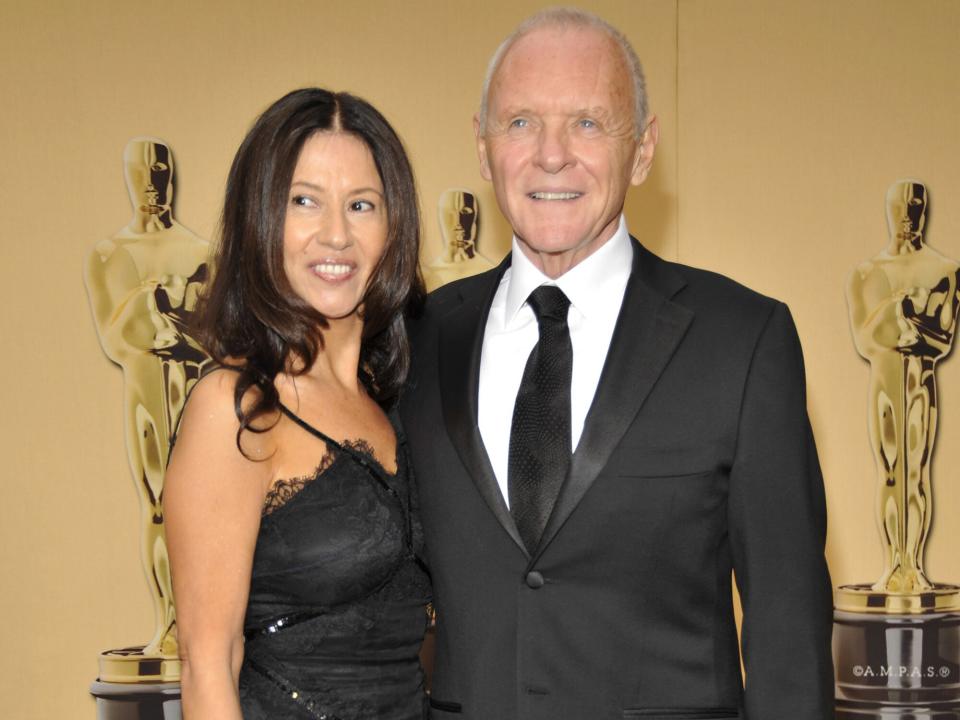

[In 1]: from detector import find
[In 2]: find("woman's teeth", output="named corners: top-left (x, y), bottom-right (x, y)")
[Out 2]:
top-left (312, 263), bottom-right (352, 276)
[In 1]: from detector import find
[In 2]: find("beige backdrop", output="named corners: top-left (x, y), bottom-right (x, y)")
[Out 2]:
top-left (0, 1), bottom-right (958, 716)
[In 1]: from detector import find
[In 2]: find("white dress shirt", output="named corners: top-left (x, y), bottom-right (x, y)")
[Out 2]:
top-left (477, 216), bottom-right (634, 505)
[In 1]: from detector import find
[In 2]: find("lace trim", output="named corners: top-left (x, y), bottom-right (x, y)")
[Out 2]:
top-left (263, 452), bottom-right (336, 516)
top-left (261, 439), bottom-right (396, 516)
top-left (342, 437), bottom-right (378, 462)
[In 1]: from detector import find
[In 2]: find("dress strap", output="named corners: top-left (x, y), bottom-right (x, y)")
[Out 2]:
top-left (280, 401), bottom-right (407, 531)
top-left (278, 403), bottom-right (344, 449)
top-left (280, 403), bottom-right (405, 487)
top-left (202, 361), bottom-right (239, 378)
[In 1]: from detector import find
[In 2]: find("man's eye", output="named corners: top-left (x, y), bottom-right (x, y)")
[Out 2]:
top-left (350, 200), bottom-right (375, 212)
top-left (578, 119), bottom-right (597, 129)
top-left (509, 118), bottom-right (529, 129)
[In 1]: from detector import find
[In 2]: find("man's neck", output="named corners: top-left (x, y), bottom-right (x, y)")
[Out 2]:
top-left (515, 225), bottom-right (621, 279)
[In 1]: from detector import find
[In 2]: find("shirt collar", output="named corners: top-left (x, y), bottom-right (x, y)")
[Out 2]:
top-left (504, 215), bottom-right (634, 325)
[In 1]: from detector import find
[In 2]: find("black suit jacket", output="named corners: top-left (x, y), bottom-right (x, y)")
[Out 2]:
top-left (401, 238), bottom-right (834, 720)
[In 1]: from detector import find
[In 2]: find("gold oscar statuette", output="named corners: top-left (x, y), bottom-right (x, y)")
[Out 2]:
top-left (834, 180), bottom-right (960, 717)
top-left (85, 138), bottom-right (209, 695)
top-left (423, 188), bottom-right (497, 291)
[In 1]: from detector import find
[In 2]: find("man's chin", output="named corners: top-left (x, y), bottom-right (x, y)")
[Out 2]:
top-left (515, 233), bottom-right (613, 276)
top-left (515, 226), bottom-right (604, 257)
top-left (518, 238), bottom-right (579, 258)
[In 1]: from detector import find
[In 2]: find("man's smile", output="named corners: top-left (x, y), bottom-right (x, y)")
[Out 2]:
top-left (528, 191), bottom-right (583, 200)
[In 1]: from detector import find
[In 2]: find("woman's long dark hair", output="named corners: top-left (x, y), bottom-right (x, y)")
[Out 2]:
top-left (194, 88), bottom-right (424, 446)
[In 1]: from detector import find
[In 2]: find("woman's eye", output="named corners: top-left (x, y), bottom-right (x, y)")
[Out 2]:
top-left (350, 199), bottom-right (375, 212)
top-left (291, 195), bottom-right (314, 207)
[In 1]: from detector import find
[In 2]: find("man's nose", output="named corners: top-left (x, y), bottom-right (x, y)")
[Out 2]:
top-left (534, 125), bottom-right (574, 174)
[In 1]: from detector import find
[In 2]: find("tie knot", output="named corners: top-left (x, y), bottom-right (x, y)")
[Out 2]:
top-left (528, 285), bottom-right (570, 322)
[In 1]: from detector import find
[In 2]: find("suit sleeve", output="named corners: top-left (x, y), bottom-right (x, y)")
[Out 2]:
top-left (728, 301), bottom-right (834, 719)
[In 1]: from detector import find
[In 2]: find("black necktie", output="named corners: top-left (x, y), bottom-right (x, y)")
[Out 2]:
top-left (508, 285), bottom-right (573, 553)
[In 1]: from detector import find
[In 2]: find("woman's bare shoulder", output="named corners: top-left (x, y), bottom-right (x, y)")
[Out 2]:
top-left (177, 369), bottom-right (242, 436)
top-left (171, 366), bottom-right (275, 481)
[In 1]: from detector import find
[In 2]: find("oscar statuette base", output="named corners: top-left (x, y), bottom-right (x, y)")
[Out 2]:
top-left (834, 585), bottom-right (960, 718)
top-left (91, 647), bottom-right (181, 720)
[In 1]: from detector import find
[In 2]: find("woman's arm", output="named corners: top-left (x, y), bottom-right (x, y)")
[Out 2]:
top-left (165, 370), bottom-right (272, 720)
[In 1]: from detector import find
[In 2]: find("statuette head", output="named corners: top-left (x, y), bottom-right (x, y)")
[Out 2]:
top-left (124, 137), bottom-right (174, 222)
top-left (886, 179), bottom-right (927, 247)
top-left (438, 189), bottom-right (479, 261)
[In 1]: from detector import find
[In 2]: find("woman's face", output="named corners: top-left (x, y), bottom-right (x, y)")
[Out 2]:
top-left (283, 132), bottom-right (388, 324)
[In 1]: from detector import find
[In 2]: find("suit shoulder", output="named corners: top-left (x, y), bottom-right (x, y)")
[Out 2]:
top-left (424, 265), bottom-right (502, 315)
top-left (406, 265), bottom-right (503, 348)
top-left (647, 256), bottom-right (803, 375)
top-left (666, 258), bottom-right (781, 320)
top-left (639, 250), bottom-right (789, 351)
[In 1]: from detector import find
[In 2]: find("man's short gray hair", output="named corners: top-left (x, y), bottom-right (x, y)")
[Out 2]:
top-left (478, 7), bottom-right (648, 139)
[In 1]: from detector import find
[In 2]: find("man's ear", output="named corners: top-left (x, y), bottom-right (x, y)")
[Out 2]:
top-left (630, 114), bottom-right (660, 186)
top-left (474, 113), bottom-right (492, 181)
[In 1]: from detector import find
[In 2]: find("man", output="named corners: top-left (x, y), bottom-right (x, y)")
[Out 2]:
top-left (402, 8), bottom-right (833, 719)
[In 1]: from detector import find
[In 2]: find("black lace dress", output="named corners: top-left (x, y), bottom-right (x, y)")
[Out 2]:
top-left (237, 404), bottom-right (431, 720)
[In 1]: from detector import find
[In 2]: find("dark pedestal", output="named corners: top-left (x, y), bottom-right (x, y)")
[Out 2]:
top-left (834, 610), bottom-right (960, 718)
top-left (90, 681), bottom-right (181, 720)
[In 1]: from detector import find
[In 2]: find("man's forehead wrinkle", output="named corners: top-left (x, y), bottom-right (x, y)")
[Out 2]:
top-left (495, 26), bottom-right (616, 80)
top-left (490, 29), bottom-right (633, 116)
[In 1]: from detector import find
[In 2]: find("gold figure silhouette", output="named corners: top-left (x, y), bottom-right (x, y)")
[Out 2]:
top-left (423, 189), bottom-right (497, 290)
top-left (85, 138), bottom-right (209, 680)
top-left (839, 180), bottom-right (960, 611)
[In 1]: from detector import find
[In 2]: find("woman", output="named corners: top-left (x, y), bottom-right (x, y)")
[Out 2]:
top-left (165, 88), bottom-right (429, 720)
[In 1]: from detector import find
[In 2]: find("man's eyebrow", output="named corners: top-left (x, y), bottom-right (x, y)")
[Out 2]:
top-left (495, 106), bottom-right (614, 119)
top-left (495, 105), bottom-right (534, 118)
top-left (576, 106), bottom-right (615, 119)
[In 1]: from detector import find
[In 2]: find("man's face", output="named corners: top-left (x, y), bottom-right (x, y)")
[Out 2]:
top-left (476, 26), bottom-right (657, 275)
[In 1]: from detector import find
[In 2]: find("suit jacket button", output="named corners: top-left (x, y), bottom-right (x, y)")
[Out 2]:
top-left (525, 571), bottom-right (545, 589)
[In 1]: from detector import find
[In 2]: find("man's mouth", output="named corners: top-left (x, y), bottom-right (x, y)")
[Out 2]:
top-left (529, 192), bottom-right (582, 200)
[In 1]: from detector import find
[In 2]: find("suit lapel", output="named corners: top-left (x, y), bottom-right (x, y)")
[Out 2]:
top-left (532, 239), bottom-right (694, 562)
top-left (438, 256), bottom-right (529, 557)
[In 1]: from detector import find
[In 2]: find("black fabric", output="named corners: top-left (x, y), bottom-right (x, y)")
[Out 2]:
top-left (508, 285), bottom-right (573, 552)
top-left (400, 238), bottom-right (834, 720)
top-left (237, 404), bottom-right (431, 720)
